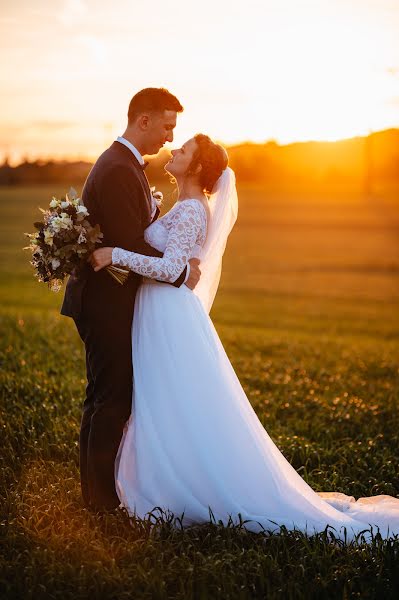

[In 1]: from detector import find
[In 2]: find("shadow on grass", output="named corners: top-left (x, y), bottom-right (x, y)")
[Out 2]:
top-left (2, 458), bottom-right (399, 600)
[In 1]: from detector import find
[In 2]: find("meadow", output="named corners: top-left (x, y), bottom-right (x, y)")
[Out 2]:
top-left (1, 182), bottom-right (399, 599)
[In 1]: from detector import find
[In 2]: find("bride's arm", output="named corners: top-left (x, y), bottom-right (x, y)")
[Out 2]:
top-left (92, 201), bottom-right (204, 283)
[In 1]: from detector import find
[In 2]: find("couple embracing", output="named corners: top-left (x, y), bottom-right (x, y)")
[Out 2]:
top-left (62, 88), bottom-right (399, 541)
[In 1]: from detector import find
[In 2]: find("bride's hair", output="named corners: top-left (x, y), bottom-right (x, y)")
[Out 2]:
top-left (188, 134), bottom-right (228, 195)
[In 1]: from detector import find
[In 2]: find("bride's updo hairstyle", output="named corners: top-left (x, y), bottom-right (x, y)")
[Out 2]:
top-left (188, 134), bottom-right (228, 195)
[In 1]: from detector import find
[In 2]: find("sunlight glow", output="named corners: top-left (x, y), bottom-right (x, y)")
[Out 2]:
top-left (0, 0), bottom-right (398, 162)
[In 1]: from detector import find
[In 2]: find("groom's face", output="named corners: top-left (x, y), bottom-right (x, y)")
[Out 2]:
top-left (144, 110), bottom-right (177, 155)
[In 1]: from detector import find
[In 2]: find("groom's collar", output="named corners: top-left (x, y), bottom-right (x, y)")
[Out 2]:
top-left (115, 136), bottom-right (144, 166)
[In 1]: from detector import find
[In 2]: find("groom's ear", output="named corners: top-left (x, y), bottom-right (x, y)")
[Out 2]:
top-left (138, 114), bottom-right (150, 130)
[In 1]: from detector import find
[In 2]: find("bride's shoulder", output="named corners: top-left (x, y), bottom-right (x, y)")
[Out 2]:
top-left (175, 198), bottom-right (207, 218)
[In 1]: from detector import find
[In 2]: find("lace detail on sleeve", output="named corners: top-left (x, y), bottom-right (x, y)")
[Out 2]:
top-left (112, 200), bottom-right (206, 283)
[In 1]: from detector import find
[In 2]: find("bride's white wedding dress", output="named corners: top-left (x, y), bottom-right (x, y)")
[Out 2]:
top-left (113, 171), bottom-right (399, 541)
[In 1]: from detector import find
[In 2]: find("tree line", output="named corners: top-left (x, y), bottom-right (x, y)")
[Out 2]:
top-left (1, 129), bottom-right (398, 188)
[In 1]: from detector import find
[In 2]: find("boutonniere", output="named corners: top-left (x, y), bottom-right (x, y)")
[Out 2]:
top-left (150, 186), bottom-right (163, 208)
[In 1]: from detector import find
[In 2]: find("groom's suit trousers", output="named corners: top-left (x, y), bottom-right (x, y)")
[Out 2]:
top-left (74, 274), bottom-right (137, 510)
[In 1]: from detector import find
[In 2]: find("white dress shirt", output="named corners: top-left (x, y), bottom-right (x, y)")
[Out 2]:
top-left (116, 136), bottom-right (145, 166)
top-left (115, 136), bottom-right (190, 283)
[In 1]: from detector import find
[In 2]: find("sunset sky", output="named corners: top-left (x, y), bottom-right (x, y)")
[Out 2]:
top-left (1, 0), bottom-right (399, 163)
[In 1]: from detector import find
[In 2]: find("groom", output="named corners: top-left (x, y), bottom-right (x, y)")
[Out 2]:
top-left (61, 88), bottom-right (201, 512)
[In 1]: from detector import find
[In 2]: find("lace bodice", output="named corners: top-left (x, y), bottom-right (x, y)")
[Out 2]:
top-left (112, 199), bottom-right (207, 283)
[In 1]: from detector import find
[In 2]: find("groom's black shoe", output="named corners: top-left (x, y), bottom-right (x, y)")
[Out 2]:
top-left (87, 501), bottom-right (127, 518)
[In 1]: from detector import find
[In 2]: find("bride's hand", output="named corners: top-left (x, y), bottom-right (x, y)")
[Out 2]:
top-left (185, 258), bottom-right (201, 290)
top-left (89, 247), bottom-right (114, 271)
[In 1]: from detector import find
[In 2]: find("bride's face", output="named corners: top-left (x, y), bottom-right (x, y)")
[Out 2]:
top-left (165, 137), bottom-right (198, 178)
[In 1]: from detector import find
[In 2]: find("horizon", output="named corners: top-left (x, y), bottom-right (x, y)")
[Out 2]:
top-left (1, 0), bottom-right (399, 164)
top-left (2, 126), bottom-right (398, 168)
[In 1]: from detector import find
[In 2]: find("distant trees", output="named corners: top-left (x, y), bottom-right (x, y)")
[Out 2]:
top-left (228, 130), bottom-right (399, 186)
top-left (1, 129), bottom-right (398, 187)
top-left (0, 159), bottom-right (92, 186)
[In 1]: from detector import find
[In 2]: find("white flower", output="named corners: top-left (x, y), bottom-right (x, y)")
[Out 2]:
top-left (59, 213), bottom-right (73, 228)
top-left (51, 258), bottom-right (61, 269)
top-left (76, 205), bottom-right (88, 216)
top-left (77, 231), bottom-right (87, 244)
top-left (150, 187), bottom-right (163, 208)
top-left (49, 198), bottom-right (58, 208)
top-left (49, 213), bottom-right (72, 231)
top-left (61, 201), bottom-right (69, 209)
top-left (44, 229), bottom-right (54, 246)
top-left (50, 217), bottom-right (61, 233)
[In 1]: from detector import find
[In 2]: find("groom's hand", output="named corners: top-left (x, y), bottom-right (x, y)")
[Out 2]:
top-left (89, 247), bottom-right (114, 271)
top-left (185, 258), bottom-right (201, 290)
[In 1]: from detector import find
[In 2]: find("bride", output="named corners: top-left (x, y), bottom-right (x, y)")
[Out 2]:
top-left (90, 134), bottom-right (399, 541)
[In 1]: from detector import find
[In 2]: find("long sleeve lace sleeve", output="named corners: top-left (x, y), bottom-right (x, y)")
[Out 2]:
top-left (112, 200), bottom-right (206, 283)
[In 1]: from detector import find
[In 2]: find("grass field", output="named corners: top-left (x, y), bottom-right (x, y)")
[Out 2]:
top-left (1, 182), bottom-right (399, 599)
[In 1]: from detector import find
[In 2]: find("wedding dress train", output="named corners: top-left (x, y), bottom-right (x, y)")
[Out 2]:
top-left (113, 171), bottom-right (399, 541)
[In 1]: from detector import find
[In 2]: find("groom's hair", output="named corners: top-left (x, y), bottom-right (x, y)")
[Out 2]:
top-left (128, 88), bottom-right (183, 124)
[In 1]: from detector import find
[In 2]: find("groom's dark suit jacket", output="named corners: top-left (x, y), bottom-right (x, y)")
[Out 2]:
top-left (61, 141), bottom-right (185, 319)
top-left (60, 141), bottom-right (186, 511)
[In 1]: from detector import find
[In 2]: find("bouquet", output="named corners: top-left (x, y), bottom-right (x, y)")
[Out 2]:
top-left (25, 188), bottom-right (129, 291)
